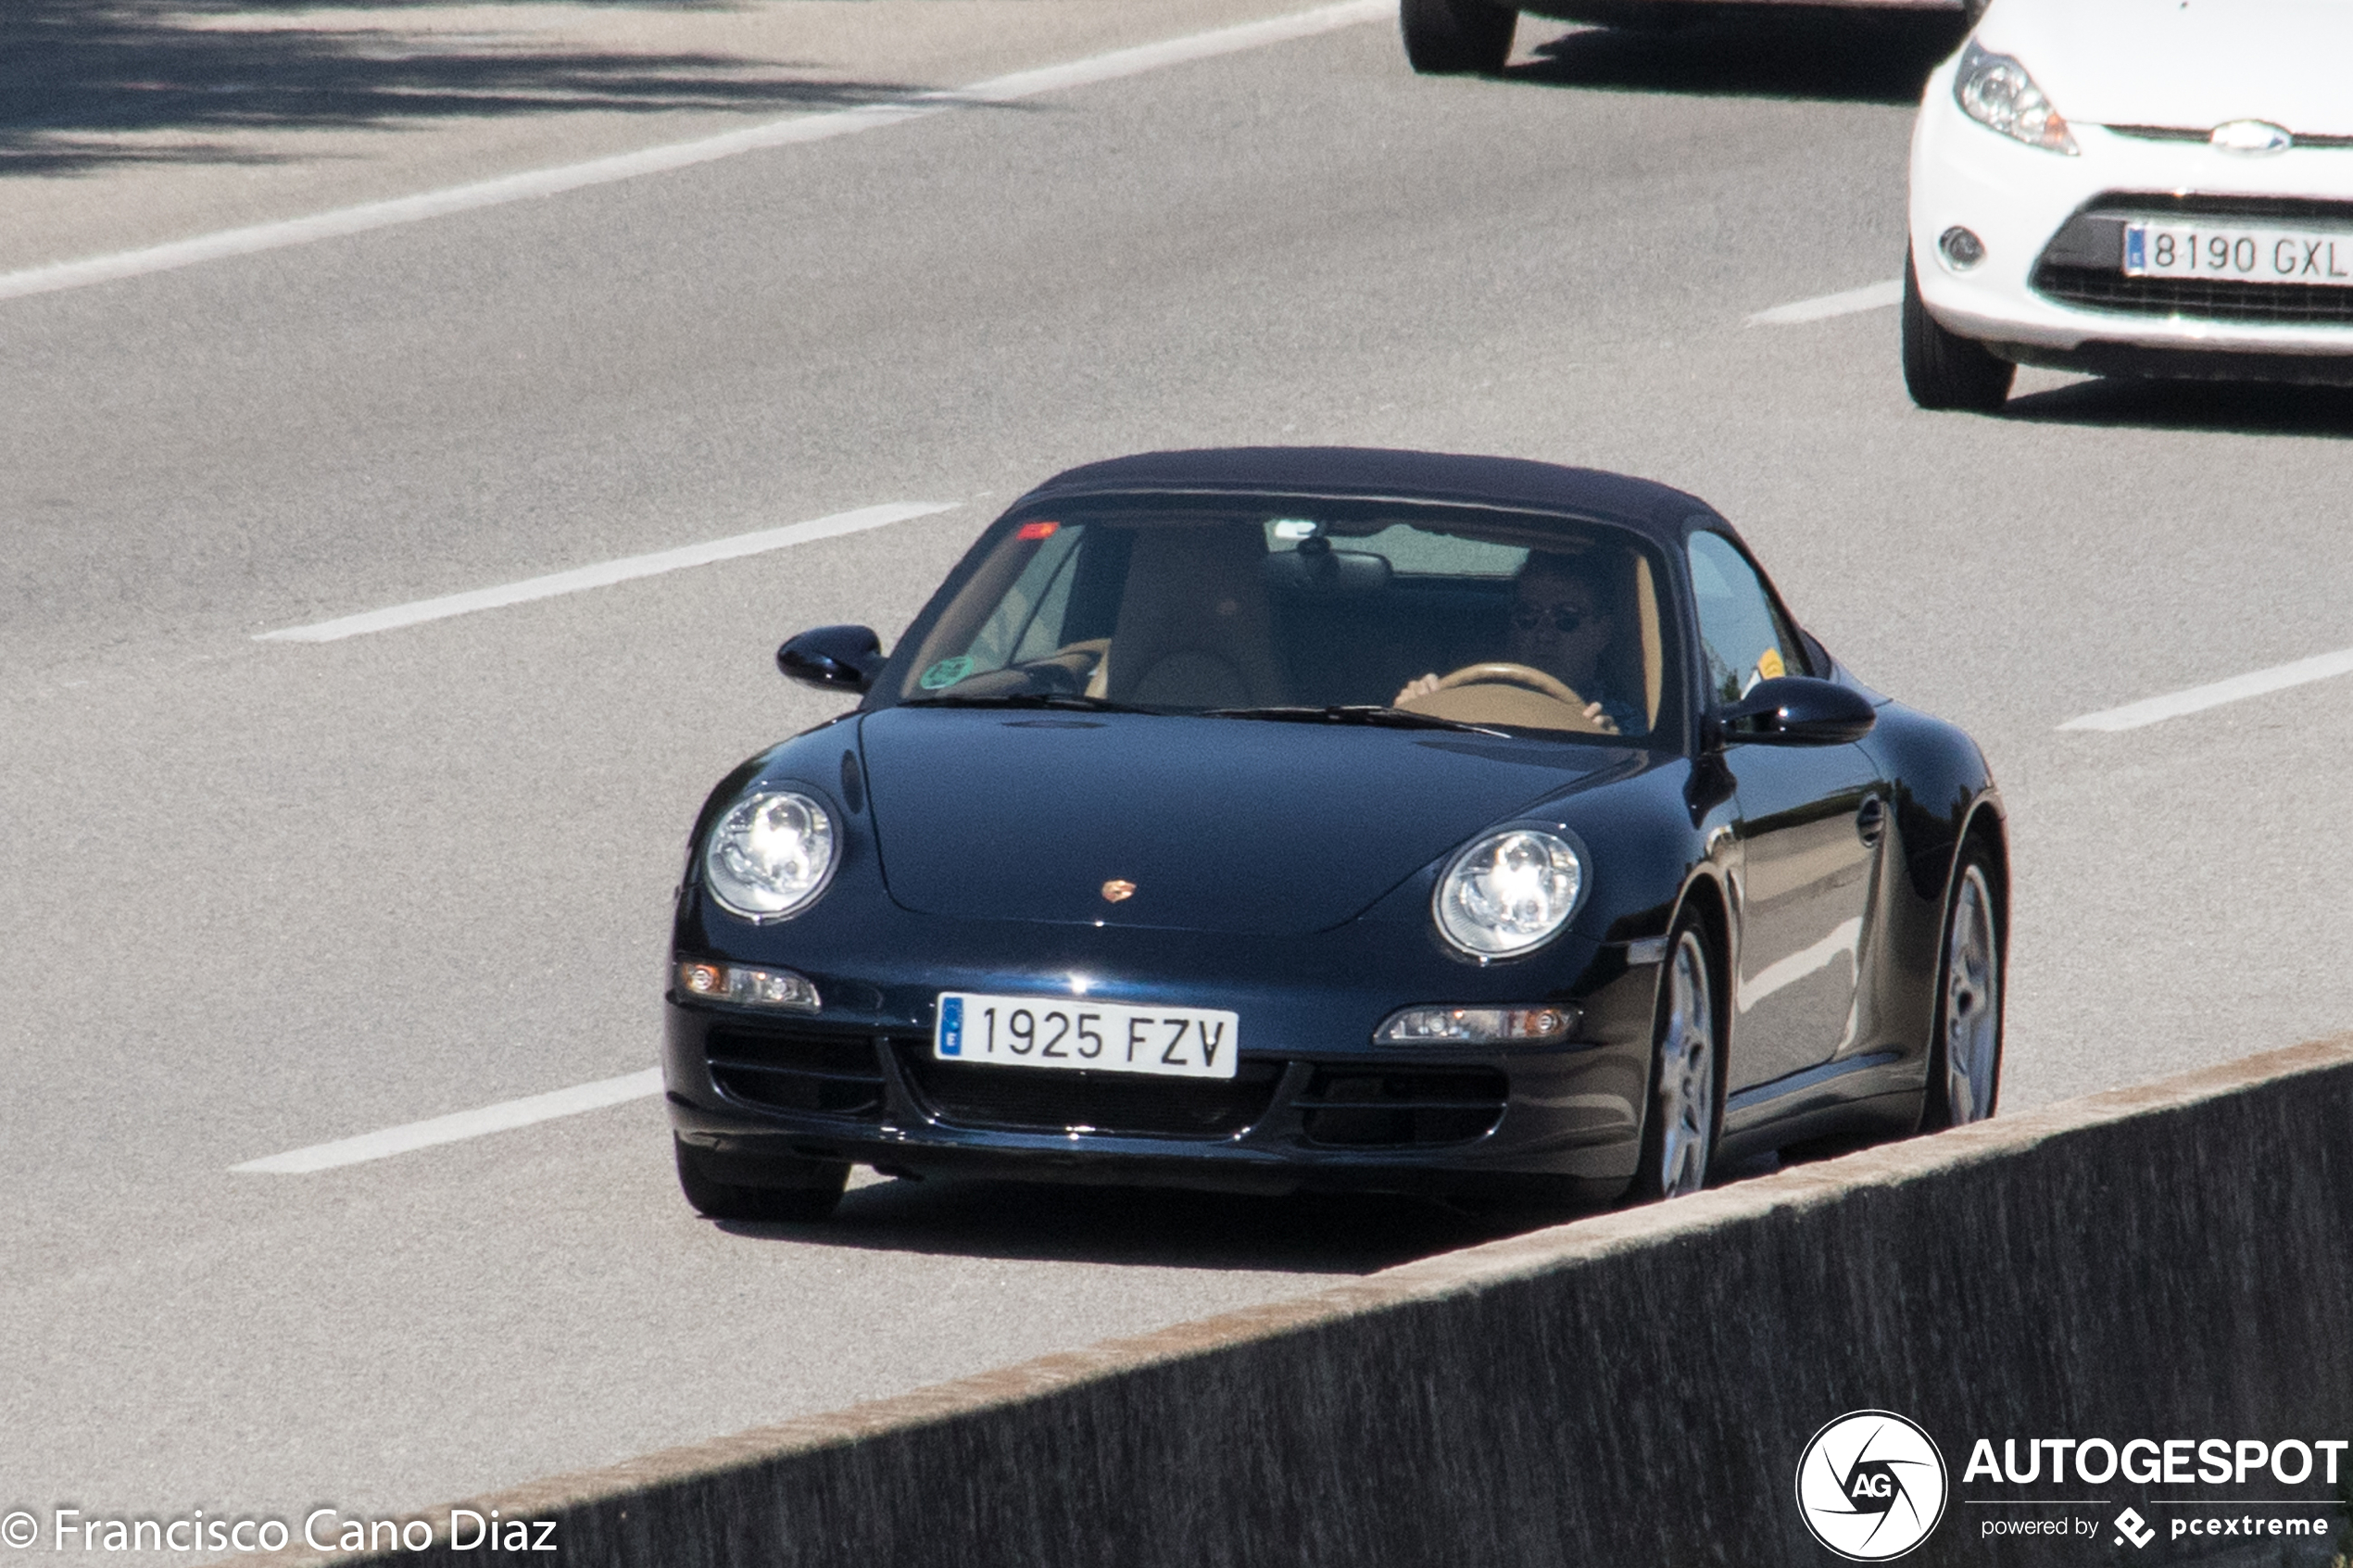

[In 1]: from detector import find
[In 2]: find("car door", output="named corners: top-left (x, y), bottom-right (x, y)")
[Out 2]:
top-left (1685, 532), bottom-right (1886, 1095)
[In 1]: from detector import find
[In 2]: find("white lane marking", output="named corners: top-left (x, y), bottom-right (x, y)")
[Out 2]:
top-left (2058, 646), bottom-right (2353, 732)
top-left (256, 499), bottom-right (956, 643)
top-left (1738, 917), bottom-right (1862, 1010)
top-left (232, 1068), bottom-right (661, 1173)
top-left (0, 0), bottom-right (1387, 304)
top-left (1747, 280), bottom-right (1904, 326)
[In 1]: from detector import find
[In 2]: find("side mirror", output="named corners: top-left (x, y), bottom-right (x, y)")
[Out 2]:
top-left (1717, 676), bottom-right (1877, 746)
top-left (777, 625), bottom-right (884, 694)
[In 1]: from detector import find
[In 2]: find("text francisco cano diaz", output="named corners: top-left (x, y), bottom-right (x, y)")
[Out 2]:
top-left (30, 1505), bottom-right (557, 1554)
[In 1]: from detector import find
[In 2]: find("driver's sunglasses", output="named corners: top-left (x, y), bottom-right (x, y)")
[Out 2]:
top-left (1512, 603), bottom-right (1592, 633)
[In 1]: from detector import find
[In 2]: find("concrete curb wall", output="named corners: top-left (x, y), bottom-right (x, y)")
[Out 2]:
top-left (230, 1038), bottom-right (2353, 1567)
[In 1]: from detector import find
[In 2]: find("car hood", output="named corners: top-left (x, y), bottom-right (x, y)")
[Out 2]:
top-left (1987, 0), bottom-right (2353, 137)
top-left (857, 708), bottom-right (1621, 936)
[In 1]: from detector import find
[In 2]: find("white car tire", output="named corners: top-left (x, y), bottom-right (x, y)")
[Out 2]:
top-left (1401, 0), bottom-right (1518, 73)
top-left (1902, 250), bottom-right (2017, 412)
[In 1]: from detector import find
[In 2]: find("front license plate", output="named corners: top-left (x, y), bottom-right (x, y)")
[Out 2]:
top-left (2124, 222), bottom-right (2353, 286)
top-left (934, 993), bottom-right (1239, 1080)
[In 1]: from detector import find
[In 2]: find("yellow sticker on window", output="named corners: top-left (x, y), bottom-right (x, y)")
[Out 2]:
top-left (1757, 647), bottom-right (1786, 681)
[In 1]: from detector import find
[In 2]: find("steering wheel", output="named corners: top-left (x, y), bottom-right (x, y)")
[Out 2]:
top-left (1427, 662), bottom-right (1587, 708)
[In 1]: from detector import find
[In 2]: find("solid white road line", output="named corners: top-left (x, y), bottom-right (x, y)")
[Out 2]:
top-left (1748, 280), bottom-right (1904, 326)
top-left (256, 500), bottom-right (956, 643)
top-left (0, 0), bottom-right (1387, 304)
top-left (2058, 646), bottom-right (2353, 732)
top-left (232, 1069), bottom-right (662, 1173)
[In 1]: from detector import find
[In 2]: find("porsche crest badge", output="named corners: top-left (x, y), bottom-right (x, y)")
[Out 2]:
top-left (1101, 879), bottom-right (1137, 903)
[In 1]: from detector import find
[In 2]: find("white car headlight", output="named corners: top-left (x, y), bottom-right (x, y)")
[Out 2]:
top-left (1953, 38), bottom-right (2078, 155)
top-left (1434, 829), bottom-right (1585, 959)
top-left (704, 789), bottom-right (837, 920)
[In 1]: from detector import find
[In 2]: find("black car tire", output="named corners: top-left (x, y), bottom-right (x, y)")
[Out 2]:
top-left (1923, 847), bottom-right (2004, 1129)
top-left (673, 1135), bottom-right (849, 1223)
top-left (1401, 0), bottom-right (1518, 73)
top-left (1901, 249), bottom-right (2016, 412)
top-left (1630, 917), bottom-right (1722, 1202)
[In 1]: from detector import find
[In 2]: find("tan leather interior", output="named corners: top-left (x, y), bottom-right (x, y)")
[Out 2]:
top-left (1634, 554), bottom-right (1662, 729)
top-left (1403, 682), bottom-right (1609, 733)
top-left (1097, 524), bottom-right (1286, 708)
top-left (1390, 545), bottom-right (1664, 735)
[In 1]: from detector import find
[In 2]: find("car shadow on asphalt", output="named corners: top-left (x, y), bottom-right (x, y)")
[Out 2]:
top-left (0, 0), bottom-right (929, 177)
top-left (713, 1175), bottom-right (1539, 1273)
top-left (1507, 10), bottom-right (1967, 107)
top-left (2000, 377), bottom-right (2353, 438)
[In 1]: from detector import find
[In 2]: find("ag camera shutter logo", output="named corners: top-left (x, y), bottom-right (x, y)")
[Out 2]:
top-left (1795, 1411), bottom-right (1949, 1561)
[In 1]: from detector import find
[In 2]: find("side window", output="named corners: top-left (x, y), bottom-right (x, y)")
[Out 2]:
top-left (1686, 533), bottom-right (1803, 707)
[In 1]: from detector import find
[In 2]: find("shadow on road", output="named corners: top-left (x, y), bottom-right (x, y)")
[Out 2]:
top-left (1510, 9), bottom-right (1967, 107)
top-left (2002, 377), bottom-right (2353, 438)
top-left (1, 0), bottom-right (923, 177)
top-left (716, 1175), bottom-right (1532, 1273)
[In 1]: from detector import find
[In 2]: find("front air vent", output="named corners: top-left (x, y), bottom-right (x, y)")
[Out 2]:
top-left (706, 1027), bottom-right (887, 1120)
top-left (1292, 1067), bottom-right (1508, 1148)
top-left (899, 1041), bottom-right (1283, 1138)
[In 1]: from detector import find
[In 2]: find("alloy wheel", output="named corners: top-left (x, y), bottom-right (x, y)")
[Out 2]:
top-left (1656, 929), bottom-right (1717, 1197)
top-left (1940, 863), bottom-right (2001, 1123)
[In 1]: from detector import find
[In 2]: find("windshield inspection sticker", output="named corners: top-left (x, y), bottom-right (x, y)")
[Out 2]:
top-left (919, 655), bottom-right (975, 690)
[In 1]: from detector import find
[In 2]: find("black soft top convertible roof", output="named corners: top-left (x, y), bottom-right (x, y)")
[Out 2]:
top-left (1017, 446), bottom-right (1726, 547)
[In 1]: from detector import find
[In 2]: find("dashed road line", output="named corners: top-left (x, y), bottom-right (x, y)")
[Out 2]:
top-left (1748, 279), bottom-right (1904, 326)
top-left (256, 500), bottom-right (956, 643)
top-left (233, 1069), bottom-right (663, 1173)
top-left (2060, 646), bottom-right (2353, 732)
top-left (0, 1), bottom-right (1387, 304)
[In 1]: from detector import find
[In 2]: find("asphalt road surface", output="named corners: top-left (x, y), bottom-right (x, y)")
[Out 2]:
top-left (7, 0), bottom-right (2353, 1554)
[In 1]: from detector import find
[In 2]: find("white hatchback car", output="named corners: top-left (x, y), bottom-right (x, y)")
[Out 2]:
top-left (1906, 0), bottom-right (2353, 409)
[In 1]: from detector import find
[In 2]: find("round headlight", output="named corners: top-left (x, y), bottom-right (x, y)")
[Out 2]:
top-left (704, 789), bottom-right (837, 920)
top-left (1434, 829), bottom-right (1584, 958)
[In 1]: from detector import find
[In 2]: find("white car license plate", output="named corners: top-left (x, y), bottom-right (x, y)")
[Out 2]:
top-left (934, 993), bottom-right (1239, 1080)
top-left (2124, 222), bottom-right (2353, 286)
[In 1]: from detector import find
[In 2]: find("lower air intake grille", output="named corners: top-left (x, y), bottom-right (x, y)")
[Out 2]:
top-left (1294, 1067), bottom-right (1508, 1148)
top-left (900, 1043), bottom-right (1283, 1138)
top-left (2032, 195), bottom-right (2353, 326)
top-left (2034, 267), bottom-right (2353, 326)
top-left (707, 1027), bottom-right (886, 1119)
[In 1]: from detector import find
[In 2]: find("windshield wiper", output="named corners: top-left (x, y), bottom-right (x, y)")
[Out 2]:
top-left (904, 692), bottom-right (1152, 713)
top-left (1202, 704), bottom-right (1506, 737)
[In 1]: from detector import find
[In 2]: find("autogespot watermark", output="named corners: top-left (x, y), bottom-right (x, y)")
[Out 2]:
top-left (0, 1505), bottom-right (558, 1554)
top-left (1793, 1411), bottom-right (2351, 1559)
top-left (1796, 1411), bottom-right (1951, 1561)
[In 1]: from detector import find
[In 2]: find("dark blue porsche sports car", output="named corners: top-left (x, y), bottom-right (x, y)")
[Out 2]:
top-left (664, 448), bottom-right (2006, 1221)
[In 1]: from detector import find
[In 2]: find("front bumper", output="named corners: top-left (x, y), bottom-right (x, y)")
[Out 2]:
top-left (1910, 56), bottom-right (2353, 365)
top-left (662, 921), bottom-right (1662, 1201)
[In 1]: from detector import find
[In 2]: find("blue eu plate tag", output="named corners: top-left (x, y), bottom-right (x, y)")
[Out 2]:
top-left (938, 995), bottom-right (963, 1056)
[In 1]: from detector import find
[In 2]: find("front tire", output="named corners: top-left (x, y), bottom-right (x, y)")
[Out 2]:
top-left (674, 1135), bottom-right (849, 1223)
top-left (1631, 922), bottom-right (1721, 1201)
top-left (1401, 0), bottom-right (1518, 73)
top-left (1923, 850), bottom-right (2003, 1129)
top-left (1902, 248), bottom-right (2015, 411)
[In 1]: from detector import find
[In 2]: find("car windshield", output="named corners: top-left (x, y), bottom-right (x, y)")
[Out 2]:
top-left (888, 497), bottom-right (1677, 740)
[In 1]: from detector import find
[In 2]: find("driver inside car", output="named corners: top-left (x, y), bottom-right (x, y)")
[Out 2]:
top-left (1393, 551), bottom-right (1640, 734)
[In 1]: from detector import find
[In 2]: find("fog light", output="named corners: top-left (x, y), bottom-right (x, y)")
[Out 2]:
top-left (1938, 226), bottom-right (1986, 270)
top-left (1374, 1005), bottom-right (1578, 1044)
top-left (676, 960), bottom-right (819, 1010)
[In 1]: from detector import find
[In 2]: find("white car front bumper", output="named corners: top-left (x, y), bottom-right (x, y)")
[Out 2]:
top-left (1910, 52), bottom-right (2353, 372)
